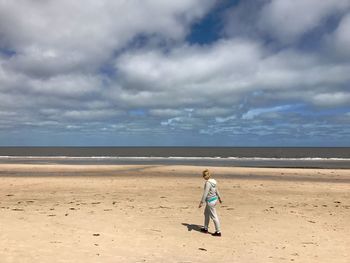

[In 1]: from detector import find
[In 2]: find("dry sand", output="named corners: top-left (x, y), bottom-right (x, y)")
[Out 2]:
top-left (0, 164), bottom-right (349, 262)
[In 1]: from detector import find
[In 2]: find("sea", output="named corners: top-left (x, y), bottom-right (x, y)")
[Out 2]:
top-left (0, 147), bottom-right (349, 169)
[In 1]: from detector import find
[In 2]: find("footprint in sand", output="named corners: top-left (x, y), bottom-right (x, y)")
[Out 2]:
top-left (12, 208), bottom-right (24, 211)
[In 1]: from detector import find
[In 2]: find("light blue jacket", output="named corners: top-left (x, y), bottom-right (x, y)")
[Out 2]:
top-left (201, 178), bottom-right (221, 203)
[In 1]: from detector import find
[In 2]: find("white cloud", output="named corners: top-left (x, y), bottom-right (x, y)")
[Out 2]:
top-left (116, 39), bottom-right (262, 90)
top-left (113, 39), bottom-right (263, 108)
top-left (259, 0), bottom-right (350, 44)
top-left (332, 13), bottom-right (350, 57)
top-left (312, 92), bottom-right (350, 107)
top-left (242, 105), bottom-right (292, 120)
top-left (215, 115), bottom-right (236, 123)
top-left (28, 74), bottom-right (103, 97)
top-left (161, 117), bottom-right (182, 126)
top-left (112, 39), bottom-right (350, 110)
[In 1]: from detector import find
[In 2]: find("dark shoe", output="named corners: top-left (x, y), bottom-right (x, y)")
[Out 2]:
top-left (200, 228), bottom-right (208, 233)
top-left (212, 232), bottom-right (221, 237)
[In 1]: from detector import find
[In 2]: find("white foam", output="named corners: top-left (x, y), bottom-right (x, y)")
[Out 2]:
top-left (0, 156), bottom-right (349, 161)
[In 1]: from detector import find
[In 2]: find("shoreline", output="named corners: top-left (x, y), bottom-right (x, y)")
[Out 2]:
top-left (0, 157), bottom-right (350, 169)
top-left (0, 164), bottom-right (349, 183)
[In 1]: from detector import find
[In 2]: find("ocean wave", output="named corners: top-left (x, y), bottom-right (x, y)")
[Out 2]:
top-left (0, 156), bottom-right (349, 161)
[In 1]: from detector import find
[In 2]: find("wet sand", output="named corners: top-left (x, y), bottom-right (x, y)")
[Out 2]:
top-left (0, 164), bottom-right (349, 262)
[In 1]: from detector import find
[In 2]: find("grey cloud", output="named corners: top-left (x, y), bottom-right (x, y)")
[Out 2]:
top-left (149, 109), bottom-right (184, 117)
top-left (224, 0), bottom-right (350, 45)
top-left (331, 13), bottom-right (350, 58)
top-left (28, 74), bottom-right (103, 97)
top-left (193, 107), bottom-right (233, 117)
top-left (5, 48), bottom-right (89, 78)
top-left (223, 0), bottom-right (267, 39)
top-left (311, 92), bottom-right (350, 107)
top-left (258, 0), bottom-right (350, 44)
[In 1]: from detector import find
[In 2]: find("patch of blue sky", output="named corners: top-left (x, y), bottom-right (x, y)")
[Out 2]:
top-left (0, 48), bottom-right (16, 57)
top-left (294, 105), bottom-right (350, 117)
top-left (186, 0), bottom-right (239, 45)
top-left (99, 62), bottom-right (116, 78)
top-left (128, 109), bottom-right (147, 117)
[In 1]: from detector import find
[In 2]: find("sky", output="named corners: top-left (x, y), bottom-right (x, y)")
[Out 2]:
top-left (0, 0), bottom-right (350, 146)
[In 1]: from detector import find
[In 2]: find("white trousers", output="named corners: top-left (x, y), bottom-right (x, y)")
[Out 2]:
top-left (204, 199), bottom-right (221, 232)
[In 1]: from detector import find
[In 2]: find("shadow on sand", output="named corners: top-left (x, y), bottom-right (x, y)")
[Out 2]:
top-left (182, 223), bottom-right (203, 232)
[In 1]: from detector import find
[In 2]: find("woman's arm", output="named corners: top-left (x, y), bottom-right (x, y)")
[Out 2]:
top-left (216, 187), bottom-right (223, 203)
top-left (198, 182), bottom-right (210, 208)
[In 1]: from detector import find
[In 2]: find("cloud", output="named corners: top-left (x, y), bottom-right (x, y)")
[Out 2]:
top-left (259, 0), bottom-right (350, 44)
top-left (0, 0), bottom-right (215, 127)
top-left (311, 92), bottom-right (350, 107)
top-left (0, 1), bottom-right (349, 145)
top-left (113, 39), bottom-right (263, 108)
top-left (215, 115), bottom-right (236, 123)
top-left (149, 109), bottom-right (183, 117)
top-left (0, 0), bottom-right (215, 77)
top-left (112, 38), bottom-right (350, 110)
top-left (242, 105), bottom-right (292, 120)
top-left (224, 0), bottom-right (350, 45)
top-left (161, 117), bottom-right (182, 127)
top-left (331, 13), bottom-right (350, 58)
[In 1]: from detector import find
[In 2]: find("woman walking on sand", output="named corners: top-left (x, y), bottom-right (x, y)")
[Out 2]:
top-left (199, 169), bottom-right (222, 236)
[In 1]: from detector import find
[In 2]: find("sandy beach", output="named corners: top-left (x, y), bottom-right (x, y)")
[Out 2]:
top-left (0, 164), bottom-right (349, 263)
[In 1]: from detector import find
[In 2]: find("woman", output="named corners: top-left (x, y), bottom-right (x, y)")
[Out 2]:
top-left (198, 169), bottom-right (222, 236)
